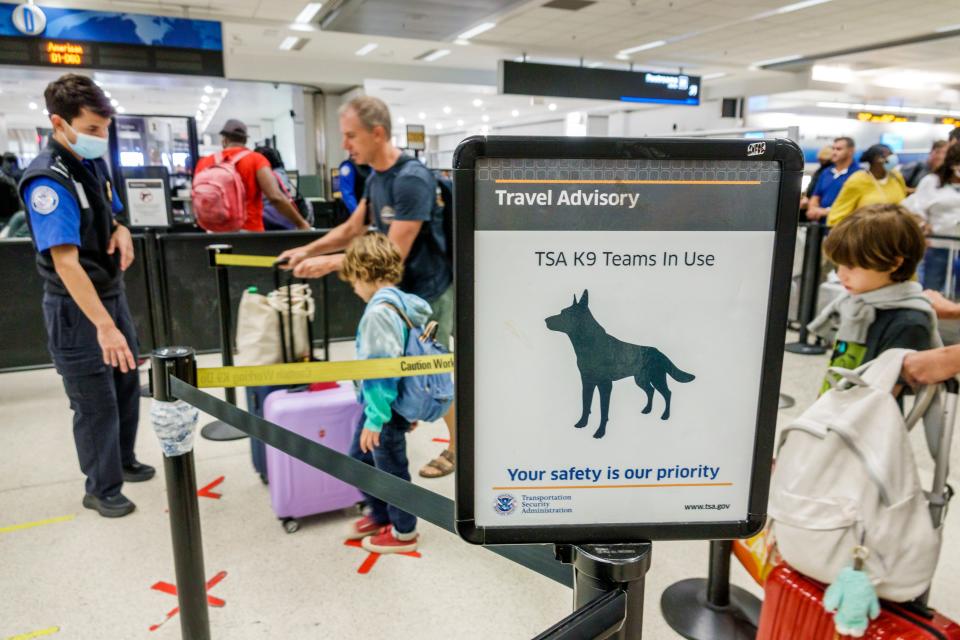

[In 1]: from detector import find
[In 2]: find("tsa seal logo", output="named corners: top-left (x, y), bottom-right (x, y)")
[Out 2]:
top-left (31, 186), bottom-right (59, 215)
top-left (494, 494), bottom-right (516, 516)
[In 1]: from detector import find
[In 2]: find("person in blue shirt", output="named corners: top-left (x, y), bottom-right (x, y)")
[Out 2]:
top-left (20, 74), bottom-right (154, 518)
top-left (336, 157), bottom-right (370, 222)
top-left (278, 96), bottom-right (457, 479)
top-left (806, 136), bottom-right (856, 223)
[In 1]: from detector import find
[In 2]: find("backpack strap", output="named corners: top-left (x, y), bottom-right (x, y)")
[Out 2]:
top-left (224, 149), bottom-right (252, 166)
top-left (379, 301), bottom-right (414, 329)
top-left (274, 170), bottom-right (293, 199)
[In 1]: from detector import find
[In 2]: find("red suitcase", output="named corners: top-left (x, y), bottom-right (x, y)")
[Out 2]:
top-left (758, 564), bottom-right (960, 640)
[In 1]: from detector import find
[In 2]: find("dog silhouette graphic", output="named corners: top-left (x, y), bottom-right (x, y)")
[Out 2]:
top-left (545, 289), bottom-right (695, 439)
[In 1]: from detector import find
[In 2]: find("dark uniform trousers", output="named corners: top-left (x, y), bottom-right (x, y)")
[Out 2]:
top-left (42, 290), bottom-right (140, 498)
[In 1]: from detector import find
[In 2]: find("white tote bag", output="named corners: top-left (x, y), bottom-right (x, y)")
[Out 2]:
top-left (235, 284), bottom-right (314, 366)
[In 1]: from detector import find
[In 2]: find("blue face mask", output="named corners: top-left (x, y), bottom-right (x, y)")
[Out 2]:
top-left (64, 122), bottom-right (109, 159)
top-left (884, 154), bottom-right (899, 172)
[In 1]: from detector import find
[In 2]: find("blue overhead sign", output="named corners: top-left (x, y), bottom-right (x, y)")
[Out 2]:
top-left (0, 2), bottom-right (222, 51)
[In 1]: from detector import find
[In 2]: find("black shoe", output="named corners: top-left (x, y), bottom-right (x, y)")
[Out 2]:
top-left (122, 461), bottom-right (156, 482)
top-left (83, 493), bottom-right (136, 518)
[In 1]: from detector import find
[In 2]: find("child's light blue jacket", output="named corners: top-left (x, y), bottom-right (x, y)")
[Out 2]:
top-left (355, 286), bottom-right (432, 432)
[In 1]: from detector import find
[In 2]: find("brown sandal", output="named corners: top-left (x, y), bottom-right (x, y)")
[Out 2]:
top-left (419, 449), bottom-right (455, 478)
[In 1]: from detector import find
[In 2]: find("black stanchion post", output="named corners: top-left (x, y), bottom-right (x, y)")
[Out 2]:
top-left (535, 543), bottom-right (651, 640)
top-left (660, 540), bottom-right (760, 639)
top-left (200, 244), bottom-right (248, 441)
top-left (150, 346), bottom-right (211, 640)
top-left (786, 222), bottom-right (827, 355)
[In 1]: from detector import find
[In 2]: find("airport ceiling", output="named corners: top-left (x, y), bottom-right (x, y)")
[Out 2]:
top-left (80, 0), bottom-right (960, 80)
top-left (4, 0), bottom-right (960, 131)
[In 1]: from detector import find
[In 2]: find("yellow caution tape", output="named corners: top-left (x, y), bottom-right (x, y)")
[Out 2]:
top-left (6, 628), bottom-right (60, 640)
top-left (196, 354), bottom-right (454, 388)
top-left (0, 515), bottom-right (74, 535)
top-left (213, 253), bottom-right (280, 268)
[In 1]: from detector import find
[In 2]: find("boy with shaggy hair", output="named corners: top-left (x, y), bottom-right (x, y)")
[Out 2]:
top-left (340, 231), bottom-right (433, 553)
top-left (809, 203), bottom-right (938, 393)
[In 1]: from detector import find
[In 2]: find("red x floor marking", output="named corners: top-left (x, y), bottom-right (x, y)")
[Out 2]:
top-left (197, 476), bottom-right (225, 499)
top-left (344, 539), bottom-right (420, 574)
top-left (149, 570), bottom-right (227, 631)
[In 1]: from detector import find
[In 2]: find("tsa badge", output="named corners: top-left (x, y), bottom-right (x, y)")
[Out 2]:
top-left (494, 494), bottom-right (516, 516)
top-left (31, 185), bottom-right (59, 215)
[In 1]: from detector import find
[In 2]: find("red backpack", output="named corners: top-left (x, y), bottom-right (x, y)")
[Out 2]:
top-left (192, 149), bottom-right (251, 232)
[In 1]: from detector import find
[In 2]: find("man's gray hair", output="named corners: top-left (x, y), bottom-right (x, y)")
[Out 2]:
top-left (340, 96), bottom-right (392, 137)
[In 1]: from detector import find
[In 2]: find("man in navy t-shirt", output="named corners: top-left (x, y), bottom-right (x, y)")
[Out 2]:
top-left (279, 96), bottom-right (456, 479)
top-left (20, 74), bottom-right (154, 518)
top-left (807, 136), bottom-right (855, 223)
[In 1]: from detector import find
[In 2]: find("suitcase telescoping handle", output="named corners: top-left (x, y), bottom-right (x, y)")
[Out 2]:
top-left (905, 379), bottom-right (959, 529)
top-left (271, 257), bottom-right (316, 364)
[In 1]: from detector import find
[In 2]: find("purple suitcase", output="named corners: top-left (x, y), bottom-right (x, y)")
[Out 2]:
top-left (263, 382), bottom-right (363, 531)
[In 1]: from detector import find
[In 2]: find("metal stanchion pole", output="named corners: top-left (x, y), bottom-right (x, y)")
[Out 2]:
top-left (200, 244), bottom-right (247, 441)
top-left (660, 540), bottom-right (760, 639)
top-left (786, 222), bottom-right (827, 355)
top-left (535, 543), bottom-right (651, 640)
top-left (150, 347), bottom-right (210, 640)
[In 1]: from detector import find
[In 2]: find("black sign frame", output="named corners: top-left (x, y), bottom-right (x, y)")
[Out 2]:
top-left (453, 136), bottom-right (802, 545)
top-left (499, 60), bottom-right (701, 105)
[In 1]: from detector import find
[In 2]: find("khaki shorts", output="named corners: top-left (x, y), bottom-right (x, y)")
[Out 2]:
top-left (428, 284), bottom-right (454, 351)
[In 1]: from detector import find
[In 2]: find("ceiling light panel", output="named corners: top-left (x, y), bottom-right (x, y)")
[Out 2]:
top-left (618, 40), bottom-right (666, 56)
top-left (279, 36), bottom-right (308, 51)
top-left (417, 49), bottom-right (451, 62)
top-left (355, 43), bottom-right (378, 56)
top-left (458, 22), bottom-right (496, 40)
top-left (294, 2), bottom-right (323, 24)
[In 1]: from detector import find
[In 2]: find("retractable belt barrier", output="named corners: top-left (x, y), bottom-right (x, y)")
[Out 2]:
top-left (167, 375), bottom-right (572, 588)
top-left (211, 253), bottom-right (281, 268)
top-left (196, 355), bottom-right (455, 389)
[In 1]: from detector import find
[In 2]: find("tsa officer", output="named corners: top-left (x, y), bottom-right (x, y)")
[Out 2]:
top-left (20, 73), bottom-right (153, 518)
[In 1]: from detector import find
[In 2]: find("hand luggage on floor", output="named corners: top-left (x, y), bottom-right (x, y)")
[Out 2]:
top-left (245, 385), bottom-right (288, 484)
top-left (757, 563), bottom-right (960, 640)
top-left (263, 382), bottom-right (363, 533)
top-left (243, 266), bottom-right (329, 486)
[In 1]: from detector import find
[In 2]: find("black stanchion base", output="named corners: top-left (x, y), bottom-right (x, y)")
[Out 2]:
top-left (778, 393), bottom-right (795, 409)
top-left (784, 341), bottom-right (827, 355)
top-left (200, 420), bottom-right (249, 442)
top-left (660, 578), bottom-right (760, 640)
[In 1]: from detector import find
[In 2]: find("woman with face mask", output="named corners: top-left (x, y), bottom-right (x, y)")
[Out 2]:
top-left (904, 144), bottom-right (960, 292)
top-left (827, 143), bottom-right (908, 227)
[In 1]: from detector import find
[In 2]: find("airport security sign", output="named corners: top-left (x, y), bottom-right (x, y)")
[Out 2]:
top-left (466, 153), bottom-right (787, 535)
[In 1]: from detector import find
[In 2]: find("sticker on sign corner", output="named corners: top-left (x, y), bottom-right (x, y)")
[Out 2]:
top-left (747, 142), bottom-right (766, 157)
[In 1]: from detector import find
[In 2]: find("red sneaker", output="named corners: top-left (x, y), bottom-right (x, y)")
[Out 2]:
top-left (361, 526), bottom-right (419, 554)
top-left (346, 515), bottom-right (384, 540)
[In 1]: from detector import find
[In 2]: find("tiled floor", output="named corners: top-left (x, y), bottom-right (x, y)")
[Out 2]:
top-left (2, 337), bottom-right (958, 639)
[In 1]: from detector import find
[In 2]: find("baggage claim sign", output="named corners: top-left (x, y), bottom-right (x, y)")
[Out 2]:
top-left (454, 137), bottom-right (801, 545)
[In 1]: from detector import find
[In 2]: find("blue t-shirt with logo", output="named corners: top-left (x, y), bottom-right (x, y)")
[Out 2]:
top-left (812, 164), bottom-right (854, 208)
top-left (25, 168), bottom-right (123, 252)
top-left (363, 155), bottom-right (451, 301)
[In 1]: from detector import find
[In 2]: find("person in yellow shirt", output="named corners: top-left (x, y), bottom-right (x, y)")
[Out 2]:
top-left (827, 144), bottom-right (907, 227)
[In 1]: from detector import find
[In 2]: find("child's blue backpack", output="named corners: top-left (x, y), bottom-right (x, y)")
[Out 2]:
top-left (381, 302), bottom-right (454, 423)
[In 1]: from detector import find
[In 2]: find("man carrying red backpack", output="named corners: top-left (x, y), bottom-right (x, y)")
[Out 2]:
top-left (193, 119), bottom-right (310, 232)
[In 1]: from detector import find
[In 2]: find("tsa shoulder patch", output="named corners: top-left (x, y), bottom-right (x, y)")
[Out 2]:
top-left (31, 185), bottom-right (60, 215)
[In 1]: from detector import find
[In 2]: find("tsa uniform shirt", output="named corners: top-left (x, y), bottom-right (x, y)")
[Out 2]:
top-left (25, 175), bottom-right (123, 252)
